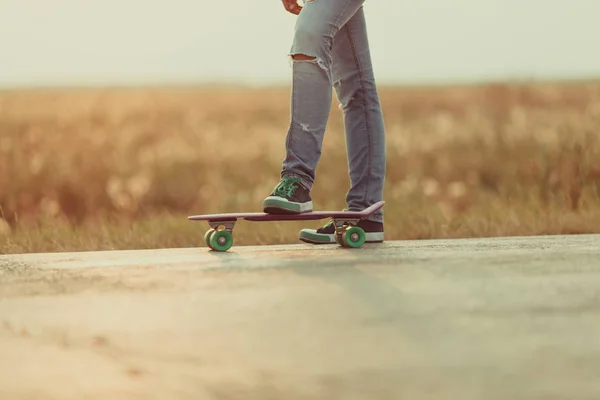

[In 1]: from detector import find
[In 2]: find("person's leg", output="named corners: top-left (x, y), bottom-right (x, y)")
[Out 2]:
top-left (333, 6), bottom-right (386, 222)
top-left (263, 0), bottom-right (366, 214)
top-left (298, 6), bottom-right (386, 244)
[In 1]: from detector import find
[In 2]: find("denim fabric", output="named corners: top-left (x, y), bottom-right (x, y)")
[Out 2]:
top-left (280, 0), bottom-right (386, 222)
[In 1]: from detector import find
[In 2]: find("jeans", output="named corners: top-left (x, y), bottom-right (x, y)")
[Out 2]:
top-left (280, 0), bottom-right (386, 223)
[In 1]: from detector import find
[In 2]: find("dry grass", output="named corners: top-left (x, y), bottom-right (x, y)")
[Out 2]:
top-left (1, 81), bottom-right (600, 253)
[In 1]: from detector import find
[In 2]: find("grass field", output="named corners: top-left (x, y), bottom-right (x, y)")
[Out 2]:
top-left (1, 81), bottom-right (599, 253)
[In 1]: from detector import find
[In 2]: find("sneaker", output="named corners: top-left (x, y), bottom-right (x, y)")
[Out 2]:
top-left (263, 176), bottom-right (313, 214)
top-left (299, 217), bottom-right (384, 244)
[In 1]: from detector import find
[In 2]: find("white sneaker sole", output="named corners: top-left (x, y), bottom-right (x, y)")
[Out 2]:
top-left (299, 229), bottom-right (384, 245)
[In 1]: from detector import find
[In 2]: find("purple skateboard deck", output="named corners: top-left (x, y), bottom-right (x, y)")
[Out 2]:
top-left (188, 201), bottom-right (385, 223)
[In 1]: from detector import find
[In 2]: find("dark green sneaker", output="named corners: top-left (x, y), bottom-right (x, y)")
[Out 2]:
top-left (299, 218), bottom-right (384, 244)
top-left (263, 176), bottom-right (313, 214)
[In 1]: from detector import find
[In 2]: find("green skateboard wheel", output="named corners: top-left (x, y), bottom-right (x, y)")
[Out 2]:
top-left (204, 229), bottom-right (216, 249)
top-left (209, 230), bottom-right (233, 252)
top-left (341, 226), bottom-right (366, 248)
top-left (335, 231), bottom-right (344, 246)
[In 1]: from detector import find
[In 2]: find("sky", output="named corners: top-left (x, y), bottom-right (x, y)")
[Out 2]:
top-left (0, 0), bottom-right (599, 87)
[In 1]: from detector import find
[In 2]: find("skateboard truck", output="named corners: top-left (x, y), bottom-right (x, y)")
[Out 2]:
top-left (203, 221), bottom-right (236, 252)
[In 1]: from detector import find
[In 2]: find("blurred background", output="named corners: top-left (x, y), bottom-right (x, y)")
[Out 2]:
top-left (1, 0), bottom-right (599, 252)
top-left (2, 0), bottom-right (600, 86)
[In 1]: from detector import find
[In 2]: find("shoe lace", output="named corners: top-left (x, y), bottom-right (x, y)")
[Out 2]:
top-left (274, 176), bottom-right (302, 197)
top-left (321, 220), bottom-right (334, 230)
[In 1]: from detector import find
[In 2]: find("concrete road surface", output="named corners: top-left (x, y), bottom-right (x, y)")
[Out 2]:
top-left (1, 234), bottom-right (599, 400)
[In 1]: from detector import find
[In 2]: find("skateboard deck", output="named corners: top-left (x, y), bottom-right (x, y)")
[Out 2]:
top-left (188, 201), bottom-right (384, 251)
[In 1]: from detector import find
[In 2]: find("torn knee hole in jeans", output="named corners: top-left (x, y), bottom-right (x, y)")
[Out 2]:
top-left (292, 53), bottom-right (316, 61)
top-left (290, 53), bottom-right (327, 71)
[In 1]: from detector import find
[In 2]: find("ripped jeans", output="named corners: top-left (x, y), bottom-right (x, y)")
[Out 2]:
top-left (280, 0), bottom-right (386, 223)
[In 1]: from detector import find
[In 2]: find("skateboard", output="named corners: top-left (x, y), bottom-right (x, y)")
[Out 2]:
top-left (188, 201), bottom-right (385, 252)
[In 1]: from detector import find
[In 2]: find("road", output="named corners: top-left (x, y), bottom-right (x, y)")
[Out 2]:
top-left (1, 234), bottom-right (599, 400)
